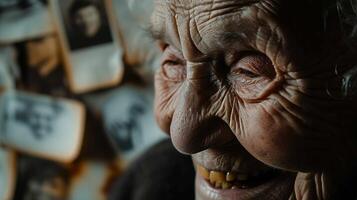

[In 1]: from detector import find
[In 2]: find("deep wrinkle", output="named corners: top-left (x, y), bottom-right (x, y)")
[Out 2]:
top-left (152, 0), bottom-right (357, 199)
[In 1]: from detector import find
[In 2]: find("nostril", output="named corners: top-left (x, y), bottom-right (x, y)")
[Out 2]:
top-left (170, 116), bottom-right (236, 155)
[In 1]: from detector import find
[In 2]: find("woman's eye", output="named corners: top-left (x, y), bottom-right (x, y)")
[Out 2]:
top-left (230, 53), bottom-right (275, 80)
top-left (164, 60), bottom-right (180, 67)
top-left (162, 60), bottom-right (185, 80)
top-left (160, 46), bottom-right (186, 81)
top-left (229, 53), bottom-right (276, 100)
top-left (232, 68), bottom-right (260, 78)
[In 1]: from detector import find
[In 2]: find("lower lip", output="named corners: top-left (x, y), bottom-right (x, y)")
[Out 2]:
top-left (195, 171), bottom-right (295, 200)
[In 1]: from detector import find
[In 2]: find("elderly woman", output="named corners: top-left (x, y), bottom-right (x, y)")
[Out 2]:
top-left (111, 0), bottom-right (357, 199)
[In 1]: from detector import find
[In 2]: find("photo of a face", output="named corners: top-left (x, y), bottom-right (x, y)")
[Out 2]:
top-left (99, 86), bottom-right (165, 162)
top-left (57, 0), bottom-right (113, 51)
top-left (72, 3), bottom-right (101, 38)
top-left (0, 91), bottom-right (84, 162)
top-left (106, 102), bottom-right (145, 152)
top-left (4, 96), bottom-right (62, 140)
top-left (50, 0), bottom-right (124, 93)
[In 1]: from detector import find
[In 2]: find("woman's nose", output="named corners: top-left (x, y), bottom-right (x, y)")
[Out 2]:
top-left (170, 62), bottom-right (235, 154)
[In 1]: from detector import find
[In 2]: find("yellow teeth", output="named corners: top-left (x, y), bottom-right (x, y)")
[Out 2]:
top-left (197, 165), bottom-right (210, 180)
top-left (222, 182), bottom-right (233, 189)
top-left (209, 171), bottom-right (225, 184)
top-left (226, 172), bottom-right (237, 182)
top-left (196, 164), bottom-right (255, 189)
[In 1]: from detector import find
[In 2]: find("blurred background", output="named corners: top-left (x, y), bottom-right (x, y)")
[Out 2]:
top-left (0, 0), bottom-right (167, 199)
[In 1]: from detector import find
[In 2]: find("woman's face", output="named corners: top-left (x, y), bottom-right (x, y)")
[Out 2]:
top-left (151, 0), bottom-right (357, 199)
top-left (73, 5), bottom-right (101, 38)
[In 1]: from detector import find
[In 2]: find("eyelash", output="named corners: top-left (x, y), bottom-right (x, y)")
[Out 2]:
top-left (232, 68), bottom-right (260, 78)
top-left (163, 60), bottom-right (180, 66)
top-left (230, 52), bottom-right (275, 79)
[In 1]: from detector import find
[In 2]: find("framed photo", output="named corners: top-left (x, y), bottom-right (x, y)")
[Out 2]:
top-left (0, 90), bottom-right (85, 163)
top-left (50, 0), bottom-right (124, 93)
top-left (100, 85), bottom-right (166, 163)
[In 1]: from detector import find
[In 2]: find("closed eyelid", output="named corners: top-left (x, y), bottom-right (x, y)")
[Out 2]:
top-left (231, 53), bottom-right (276, 78)
top-left (163, 45), bottom-right (185, 61)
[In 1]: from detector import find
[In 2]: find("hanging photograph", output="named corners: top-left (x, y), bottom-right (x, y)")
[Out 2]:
top-left (51, 0), bottom-right (124, 93)
top-left (0, 90), bottom-right (85, 163)
top-left (57, 0), bottom-right (113, 50)
top-left (99, 85), bottom-right (166, 163)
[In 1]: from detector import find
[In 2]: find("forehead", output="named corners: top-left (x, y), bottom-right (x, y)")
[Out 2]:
top-left (152, 0), bottom-right (282, 59)
top-left (153, 0), bottom-right (325, 25)
top-left (157, 0), bottom-right (261, 11)
top-left (151, 0), bottom-right (335, 61)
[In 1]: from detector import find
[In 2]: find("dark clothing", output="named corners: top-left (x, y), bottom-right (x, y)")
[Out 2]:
top-left (109, 139), bottom-right (195, 200)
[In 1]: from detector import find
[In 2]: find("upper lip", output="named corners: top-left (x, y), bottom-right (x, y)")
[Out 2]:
top-left (192, 140), bottom-right (277, 174)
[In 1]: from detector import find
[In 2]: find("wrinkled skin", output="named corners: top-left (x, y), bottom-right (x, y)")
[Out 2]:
top-left (151, 0), bottom-right (357, 199)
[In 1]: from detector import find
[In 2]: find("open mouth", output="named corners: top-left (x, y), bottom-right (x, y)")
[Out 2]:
top-left (192, 145), bottom-right (296, 200)
top-left (194, 162), bottom-right (295, 200)
top-left (196, 164), bottom-right (281, 190)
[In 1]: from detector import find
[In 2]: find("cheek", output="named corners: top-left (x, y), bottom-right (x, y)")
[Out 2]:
top-left (236, 101), bottom-right (331, 172)
top-left (154, 72), bottom-right (181, 134)
top-left (240, 107), bottom-right (299, 170)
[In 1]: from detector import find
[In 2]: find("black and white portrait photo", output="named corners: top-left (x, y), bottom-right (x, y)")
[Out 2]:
top-left (100, 86), bottom-right (165, 162)
top-left (0, 91), bottom-right (85, 162)
top-left (57, 0), bottom-right (113, 50)
top-left (106, 101), bottom-right (146, 152)
top-left (4, 95), bottom-right (63, 140)
top-left (51, 0), bottom-right (124, 94)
